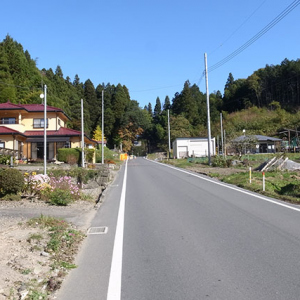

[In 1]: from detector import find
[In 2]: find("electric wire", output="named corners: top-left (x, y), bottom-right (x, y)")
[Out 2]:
top-left (209, 0), bottom-right (268, 56)
top-left (131, 84), bottom-right (182, 93)
top-left (208, 0), bottom-right (300, 74)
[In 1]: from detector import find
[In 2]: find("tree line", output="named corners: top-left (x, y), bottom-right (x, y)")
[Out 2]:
top-left (0, 35), bottom-right (300, 154)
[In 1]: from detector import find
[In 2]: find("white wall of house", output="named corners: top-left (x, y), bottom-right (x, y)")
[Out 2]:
top-left (173, 137), bottom-right (216, 158)
top-left (22, 112), bottom-right (64, 131)
top-left (0, 136), bottom-right (14, 149)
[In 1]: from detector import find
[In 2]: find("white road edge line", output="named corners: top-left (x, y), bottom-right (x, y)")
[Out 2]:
top-left (147, 158), bottom-right (300, 213)
top-left (107, 160), bottom-right (128, 300)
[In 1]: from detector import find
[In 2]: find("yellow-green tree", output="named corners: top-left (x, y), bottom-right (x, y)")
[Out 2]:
top-left (93, 125), bottom-right (106, 142)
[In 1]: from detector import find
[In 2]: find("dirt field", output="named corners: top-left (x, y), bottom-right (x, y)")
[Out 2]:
top-left (0, 200), bottom-right (96, 299)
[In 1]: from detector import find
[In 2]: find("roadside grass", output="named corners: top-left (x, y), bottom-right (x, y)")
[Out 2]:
top-left (220, 170), bottom-right (300, 203)
top-left (146, 153), bottom-right (158, 160)
top-left (162, 159), bottom-right (192, 169)
top-left (159, 153), bottom-right (300, 204)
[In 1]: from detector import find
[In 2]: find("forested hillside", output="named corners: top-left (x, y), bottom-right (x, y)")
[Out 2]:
top-left (0, 35), bottom-right (300, 154)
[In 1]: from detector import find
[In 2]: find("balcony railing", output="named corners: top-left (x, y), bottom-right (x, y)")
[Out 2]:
top-left (0, 148), bottom-right (19, 157)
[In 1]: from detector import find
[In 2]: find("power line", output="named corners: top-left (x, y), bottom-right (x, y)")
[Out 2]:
top-left (131, 84), bottom-right (182, 93)
top-left (209, 0), bottom-right (268, 56)
top-left (208, 0), bottom-right (300, 73)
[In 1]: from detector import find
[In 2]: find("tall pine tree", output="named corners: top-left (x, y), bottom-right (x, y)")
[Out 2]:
top-left (83, 79), bottom-right (98, 133)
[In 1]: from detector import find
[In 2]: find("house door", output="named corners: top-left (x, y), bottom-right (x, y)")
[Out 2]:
top-left (37, 142), bottom-right (46, 159)
top-left (32, 142), bottom-right (49, 160)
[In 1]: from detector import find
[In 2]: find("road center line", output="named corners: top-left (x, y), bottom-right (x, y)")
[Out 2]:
top-left (147, 158), bottom-right (300, 213)
top-left (107, 160), bottom-right (128, 300)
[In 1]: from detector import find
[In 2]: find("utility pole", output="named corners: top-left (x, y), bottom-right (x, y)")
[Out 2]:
top-left (224, 129), bottom-right (226, 157)
top-left (204, 53), bottom-right (212, 165)
top-left (43, 85), bottom-right (47, 175)
top-left (220, 113), bottom-right (224, 157)
top-left (81, 99), bottom-right (85, 168)
top-left (102, 90), bottom-right (104, 164)
top-left (168, 109), bottom-right (171, 158)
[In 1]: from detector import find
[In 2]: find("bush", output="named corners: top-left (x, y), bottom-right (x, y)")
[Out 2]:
top-left (85, 149), bottom-right (94, 163)
top-left (47, 188), bottom-right (73, 206)
top-left (0, 168), bottom-right (24, 195)
top-left (49, 168), bottom-right (100, 184)
top-left (279, 183), bottom-right (300, 198)
top-left (66, 154), bottom-right (78, 165)
top-left (49, 176), bottom-right (80, 200)
top-left (57, 148), bottom-right (81, 164)
top-left (0, 155), bottom-right (10, 165)
top-left (24, 173), bottom-right (51, 196)
top-left (212, 156), bottom-right (233, 168)
top-left (212, 156), bottom-right (227, 167)
top-left (1, 193), bottom-right (22, 201)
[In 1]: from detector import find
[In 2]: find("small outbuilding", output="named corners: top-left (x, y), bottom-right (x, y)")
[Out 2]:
top-left (172, 137), bottom-right (216, 159)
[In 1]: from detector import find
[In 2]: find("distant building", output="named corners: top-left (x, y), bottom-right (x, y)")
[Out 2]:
top-left (172, 137), bottom-right (216, 159)
top-left (233, 135), bottom-right (282, 154)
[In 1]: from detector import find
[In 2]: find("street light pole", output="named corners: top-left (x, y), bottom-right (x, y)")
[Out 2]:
top-left (43, 85), bottom-right (47, 175)
top-left (168, 109), bottom-right (171, 158)
top-left (81, 99), bottom-right (85, 168)
top-left (204, 53), bottom-right (212, 165)
top-left (102, 90), bottom-right (104, 164)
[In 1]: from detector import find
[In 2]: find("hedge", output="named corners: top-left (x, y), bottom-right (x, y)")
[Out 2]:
top-left (57, 148), bottom-right (81, 165)
top-left (57, 148), bottom-right (95, 165)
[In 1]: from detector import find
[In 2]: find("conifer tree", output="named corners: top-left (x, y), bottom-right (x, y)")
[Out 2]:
top-left (147, 102), bottom-right (153, 116)
top-left (163, 95), bottom-right (171, 110)
top-left (0, 44), bottom-right (16, 102)
top-left (112, 83), bottom-right (129, 120)
top-left (83, 79), bottom-right (98, 133)
top-left (154, 97), bottom-right (161, 116)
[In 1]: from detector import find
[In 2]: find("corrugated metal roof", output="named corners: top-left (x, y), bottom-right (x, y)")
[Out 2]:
top-left (234, 135), bottom-right (282, 142)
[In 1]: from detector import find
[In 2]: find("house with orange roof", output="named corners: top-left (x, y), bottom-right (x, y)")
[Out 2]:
top-left (0, 101), bottom-right (101, 163)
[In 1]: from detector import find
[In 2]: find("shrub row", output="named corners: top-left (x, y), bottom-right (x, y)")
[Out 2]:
top-left (57, 148), bottom-right (95, 165)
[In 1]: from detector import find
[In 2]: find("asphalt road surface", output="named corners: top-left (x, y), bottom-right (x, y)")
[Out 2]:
top-left (58, 158), bottom-right (300, 300)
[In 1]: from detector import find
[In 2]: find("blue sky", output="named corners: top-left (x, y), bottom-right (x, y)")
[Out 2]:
top-left (1, 0), bottom-right (299, 108)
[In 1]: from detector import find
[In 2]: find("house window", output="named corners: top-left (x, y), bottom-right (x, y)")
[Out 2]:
top-left (56, 141), bottom-right (70, 150)
top-left (0, 142), bottom-right (5, 148)
top-left (33, 118), bottom-right (48, 128)
top-left (1, 117), bottom-right (16, 124)
top-left (58, 119), bottom-right (61, 126)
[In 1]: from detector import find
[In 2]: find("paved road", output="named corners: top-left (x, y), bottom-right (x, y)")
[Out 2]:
top-left (58, 158), bottom-right (300, 300)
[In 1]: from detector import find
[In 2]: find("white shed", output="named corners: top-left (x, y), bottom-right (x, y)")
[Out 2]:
top-left (172, 137), bottom-right (216, 158)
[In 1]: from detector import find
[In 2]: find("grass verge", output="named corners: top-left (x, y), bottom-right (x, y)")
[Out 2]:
top-left (158, 153), bottom-right (300, 204)
top-left (220, 171), bottom-right (300, 204)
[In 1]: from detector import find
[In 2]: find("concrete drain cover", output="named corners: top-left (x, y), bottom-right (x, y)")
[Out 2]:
top-left (87, 226), bottom-right (108, 235)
